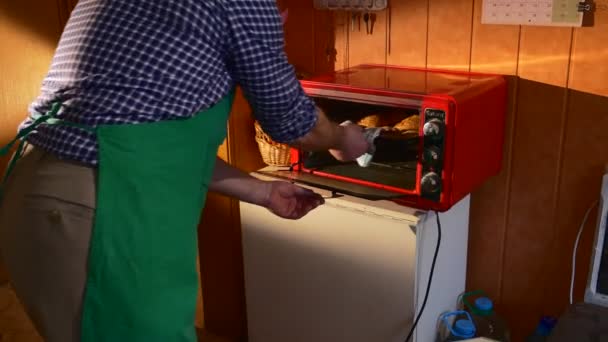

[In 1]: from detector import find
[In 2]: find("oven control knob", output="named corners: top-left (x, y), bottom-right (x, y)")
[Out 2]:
top-left (423, 119), bottom-right (443, 139)
top-left (421, 172), bottom-right (441, 194)
top-left (423, 146), bottom-right (441, 165)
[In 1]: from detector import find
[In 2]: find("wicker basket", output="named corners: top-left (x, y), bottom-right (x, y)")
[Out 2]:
top-left (254, 121), bottom-right (292, 166)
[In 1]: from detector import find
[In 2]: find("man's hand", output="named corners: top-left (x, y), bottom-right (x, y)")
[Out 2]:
top-left (258, 181), bottom-right (324, 220)
top-left (209, 158), bottom-right (324, 219)
top-left (328, 122), bottom-right (369, 162)
top-left (288, 109), bottom-right (369, 162)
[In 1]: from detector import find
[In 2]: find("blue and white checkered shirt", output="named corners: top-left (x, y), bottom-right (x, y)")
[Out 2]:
top-left (21, 0), bottom-right (317, 166)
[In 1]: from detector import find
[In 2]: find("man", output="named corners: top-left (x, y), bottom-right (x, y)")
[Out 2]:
top-left (0, 1), bottom-right (368, 341)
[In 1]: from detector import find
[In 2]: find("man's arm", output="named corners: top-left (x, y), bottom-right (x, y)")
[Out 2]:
top-left (208, 157), bottom-right (324, 220)
top-left (208, 157), bottom-right (268, 207)
top-left (224, 1), bottom-right (366, 159)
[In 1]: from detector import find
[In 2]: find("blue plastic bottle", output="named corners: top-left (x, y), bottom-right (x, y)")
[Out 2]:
top-left (525, 316), bottom-right (557, 341)
top-left (470, 297), bottom-right (510, 342)
top-left (437, 311), bottom-right (477, 342)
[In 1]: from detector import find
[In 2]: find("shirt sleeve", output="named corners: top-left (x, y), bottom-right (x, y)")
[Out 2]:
top-left (224, 0), bottom-right (317, 143)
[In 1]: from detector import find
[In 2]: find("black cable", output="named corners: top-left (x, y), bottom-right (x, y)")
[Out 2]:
top-left (404, 210), bottom-right (442, 342)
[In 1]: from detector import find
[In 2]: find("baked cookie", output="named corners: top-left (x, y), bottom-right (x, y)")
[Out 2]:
top-left (394, 115), bottom-right (420, 131)
top-left (357, 114), bottom-right (381, 127)
top-left (358, 112), bottom-right (408, 128)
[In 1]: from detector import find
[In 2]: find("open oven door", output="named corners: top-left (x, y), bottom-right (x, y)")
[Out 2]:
top-left (255, 130), bottom-right (421, 202)
top-left (256, 168), bottom-right (410, 201)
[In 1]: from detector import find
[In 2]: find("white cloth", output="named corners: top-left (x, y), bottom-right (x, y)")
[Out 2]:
top-left (340, 121), bottom-right (382, 167)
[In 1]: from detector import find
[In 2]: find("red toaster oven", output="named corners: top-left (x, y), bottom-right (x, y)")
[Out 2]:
top-left (259, 64), bottom-right (507, 212)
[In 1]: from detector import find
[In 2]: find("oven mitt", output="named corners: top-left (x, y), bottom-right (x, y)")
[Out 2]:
top-left (340, 120), bottom-right (382, 168)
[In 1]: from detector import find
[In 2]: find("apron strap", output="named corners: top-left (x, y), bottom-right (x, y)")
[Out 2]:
top-left (0, 102), bottom-right (93, 201)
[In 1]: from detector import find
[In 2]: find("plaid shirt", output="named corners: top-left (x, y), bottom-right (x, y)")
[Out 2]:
top-left (21, 0), bottom-right (317, 166)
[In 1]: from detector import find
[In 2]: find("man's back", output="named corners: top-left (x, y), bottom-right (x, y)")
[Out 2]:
top-left (21, 0), bottom-right (315, 165)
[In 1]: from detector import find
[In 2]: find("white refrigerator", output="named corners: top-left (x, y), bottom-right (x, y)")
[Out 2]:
top-left (240, 168), bottom-right (470, 342)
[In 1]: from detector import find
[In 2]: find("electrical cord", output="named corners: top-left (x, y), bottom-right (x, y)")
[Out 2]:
top-left (570, 199), bottom-right (599, 305)
top-left (405, 210), bottom-right (441, 342)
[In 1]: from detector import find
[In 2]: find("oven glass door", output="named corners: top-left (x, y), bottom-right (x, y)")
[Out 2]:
top-left (292, 95), bottom-right (422, 198)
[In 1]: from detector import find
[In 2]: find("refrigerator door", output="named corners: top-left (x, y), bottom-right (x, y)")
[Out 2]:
top-left (240, 170), bottom-right (421, 342)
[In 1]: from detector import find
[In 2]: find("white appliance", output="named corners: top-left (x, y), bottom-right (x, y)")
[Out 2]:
top-left (240, 167), bottom-right (470, 342)
top-left (584, 171), bottom-right (608, 307)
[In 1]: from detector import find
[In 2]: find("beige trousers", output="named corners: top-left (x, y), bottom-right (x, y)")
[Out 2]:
top-left (0, 145), bottom-right (96, 342)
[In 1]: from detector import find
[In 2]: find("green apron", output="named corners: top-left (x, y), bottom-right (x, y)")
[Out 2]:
top-left (0, 92), bottom-right (234, 341)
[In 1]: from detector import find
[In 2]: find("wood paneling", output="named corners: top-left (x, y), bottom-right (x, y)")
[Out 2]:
top-left (470, 0), bottom-right (520, 74)
top-left (542, 2), bottom-right (608, 319)
top-left (348, 11), bottom-right (388, 65)
top-left (501, 80), bottom-right (568, 335)
top-left (499, 24), bottom-right (573, 337)
top-left (466, 0), bottom-right (520, 302)
top-left (386, 1), bottom-right (428, 67)
top-left (280, 0), bottom-right (316, 74)
top-left (333, 11), bottom-right (349, 71)
top-left (518, 27), bottom-right (572, 86)
top-left (568, 0), bottom-right (608, 96)
top-left (313, 10), bottom-right (336, 74)
top-left (427, 0), bottom-right (474, 70)
top-left (547, 90), bottom-right (608, 311)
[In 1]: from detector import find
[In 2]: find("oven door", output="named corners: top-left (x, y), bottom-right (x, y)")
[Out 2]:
top-left (280, 93), bottom-right (424, 201)
top-left (257, 168), bottom-right (410, 201)
top-left (298, 130), bottom-right (421, 195)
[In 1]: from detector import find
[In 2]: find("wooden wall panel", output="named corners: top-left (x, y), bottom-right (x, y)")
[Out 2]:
top-left (348, 11), bottom-right (388, 65)
top-left (427, 0), bottom-right (474, 70)
top-left (469, 0), bottom-right (520, 74)
top-left (499, 27), bottom-right (572, 338)
top-left (466, 0), bottom-right (521, 301)
top-left (501, 80), bottom-right (568, 337)
top-left (542, 91), bottom-right (608, 316)
top-left (542, 3), bottom-right (608, 318)
top-left (518, 27), bottom-right (573, 86)
top-left (313, 9), bottom-right (336, 75)
top-left (568, 1), bottom-right (608, 96)
top-left (334, 12), bottom-right (350, 71)
top-left (280, 0), bottom-right (316, 74)
top-left (386, 1), bottom-right (428, 67)
top-left (498, 27), bottom-right (572, 339)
